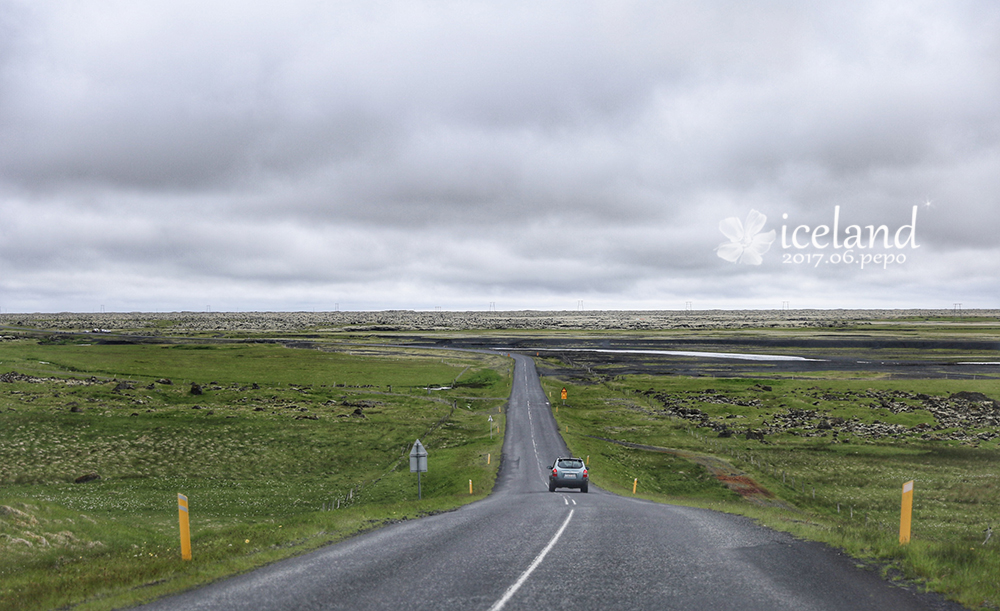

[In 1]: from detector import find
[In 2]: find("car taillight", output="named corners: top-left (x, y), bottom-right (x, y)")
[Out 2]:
top-left (552, 468), bottom-right (558, 476)
top-left (583, 469), bottom-right (588, 478)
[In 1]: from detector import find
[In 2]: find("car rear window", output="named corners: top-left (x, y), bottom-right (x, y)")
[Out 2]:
top-left (558, 459), bottom-right (584, 469)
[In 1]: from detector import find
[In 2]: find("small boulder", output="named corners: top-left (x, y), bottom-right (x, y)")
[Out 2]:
top-left (74, 472), bottom-right (101, 484)
top-left (189, 382), bottom-right (204, 395)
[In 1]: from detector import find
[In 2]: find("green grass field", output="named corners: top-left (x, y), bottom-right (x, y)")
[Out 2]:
top-left (0, 340), bottom-right (510, 611)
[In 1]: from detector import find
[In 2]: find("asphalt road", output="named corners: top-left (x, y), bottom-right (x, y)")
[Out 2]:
top-left (138, 354), bottom-right (962, 611)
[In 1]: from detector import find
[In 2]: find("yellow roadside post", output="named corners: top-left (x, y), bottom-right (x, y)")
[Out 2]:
top-left (178, 493), bottom-right (191, 560)
top-left (633, 478), bottom-right (638, 494)
top-left (487, 453), bottom-right (491, 465)
top-left (469, 480), bottom-right (473, 494)
top-left (900, 480), bottom-right (914, 545)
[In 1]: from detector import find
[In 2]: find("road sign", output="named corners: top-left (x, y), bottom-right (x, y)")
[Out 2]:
top-left (410, 439), bottom-right (428, 500)
top-left (410, 439), bottom-right (427, 473)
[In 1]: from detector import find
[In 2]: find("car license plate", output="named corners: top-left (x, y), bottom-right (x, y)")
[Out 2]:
top-left (564, 474), bottom-right (576, 479)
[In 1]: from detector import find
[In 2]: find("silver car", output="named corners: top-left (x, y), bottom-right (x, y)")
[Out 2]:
top-left (549, 457), bottom-right (589, 493)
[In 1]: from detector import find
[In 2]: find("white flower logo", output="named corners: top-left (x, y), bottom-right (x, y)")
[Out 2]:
top-left (716, 209), bottom-right (776, 265)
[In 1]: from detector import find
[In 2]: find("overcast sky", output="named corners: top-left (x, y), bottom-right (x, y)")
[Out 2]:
top-left (1, 1), bottom-right (998, 313)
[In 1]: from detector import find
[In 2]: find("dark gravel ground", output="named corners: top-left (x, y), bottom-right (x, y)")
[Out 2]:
top-left (410, 334), bottom-right (1000, 380)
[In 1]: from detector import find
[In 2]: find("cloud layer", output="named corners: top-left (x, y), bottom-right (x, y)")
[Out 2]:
top-left (1, 1), bottom-right (998, 312)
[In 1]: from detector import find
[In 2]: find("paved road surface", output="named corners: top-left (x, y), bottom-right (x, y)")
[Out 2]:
top-left (138, 354), bottom-right (961, 611)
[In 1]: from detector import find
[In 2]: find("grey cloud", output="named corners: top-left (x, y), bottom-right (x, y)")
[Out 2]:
top-left (1, 1), bottom-right (998, 312)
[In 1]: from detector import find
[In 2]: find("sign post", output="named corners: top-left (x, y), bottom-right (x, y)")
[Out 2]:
top-left (900, 480), bottom-right (914, 545)
top-left (409, 440), bottom-right (428, 500)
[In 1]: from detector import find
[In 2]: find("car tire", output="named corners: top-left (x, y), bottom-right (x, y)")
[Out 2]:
top-left (549, 481), bottom-right (556, 492)
top-left (581, 484), bottom-right (588, 493)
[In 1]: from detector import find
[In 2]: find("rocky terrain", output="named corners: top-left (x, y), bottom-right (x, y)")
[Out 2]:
top-left (638, 387), bottom-right (1000, 445)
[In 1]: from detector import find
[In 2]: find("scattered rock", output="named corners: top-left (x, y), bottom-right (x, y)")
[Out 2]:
top-left (74, 473), bottom-right (101, 484)
top-left (0, 371), bottom-right (33, 383)
top-left (189, 382), bottom-right (203, 395)
top-left (156, 378), bottom-right (172, 385)
top-left (112, 381), bottom-right (135, 392)
top-left (949, 391), bottom-right (997, 406)
top-left (649, 387), bottom-right (1000, 444)
top-left (0, 505), bottom-right (37, 524)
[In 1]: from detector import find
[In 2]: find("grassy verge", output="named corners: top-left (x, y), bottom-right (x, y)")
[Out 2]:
top-left (542, 373), bottom-right (1000, 609)
top-left (0, 340), bottom-right (510, 611)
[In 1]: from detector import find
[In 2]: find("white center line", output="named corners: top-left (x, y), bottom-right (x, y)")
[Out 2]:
top-left (487, 510), bottom-right (575, 611)
top-left (527, 402), bottom-right (545, 485)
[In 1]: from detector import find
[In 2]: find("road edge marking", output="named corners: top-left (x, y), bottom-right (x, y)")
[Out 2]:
top-left (487, 509), bottom-right (575, 611)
